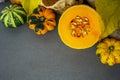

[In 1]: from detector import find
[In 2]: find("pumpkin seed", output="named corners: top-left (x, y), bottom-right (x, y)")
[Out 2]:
top-left (84, 17), bottom-right (89, 21)
top-left (70, 16), bottom-right (91, 38)
top-left (76, 19), bottom-right (83, 23)
top-left (83, 21), bottom-right (88, 25)
top-left (82, 31), bottom-right (87, 35)
top-left (76, 16), bottom-right (81, 19)
top-left (72, 22), bottom-right (77, 26)
top-left (71, 25), bottom-right (76, 29)
top-left (71, 30), bottom-right (76, 36)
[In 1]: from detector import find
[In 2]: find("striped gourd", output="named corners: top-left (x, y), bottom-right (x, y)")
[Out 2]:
top-left (0, 4), bottom-right (27, 28)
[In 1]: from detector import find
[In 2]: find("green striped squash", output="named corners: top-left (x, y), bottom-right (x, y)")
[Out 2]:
top-left (0, 4), bottom-right (27, 28)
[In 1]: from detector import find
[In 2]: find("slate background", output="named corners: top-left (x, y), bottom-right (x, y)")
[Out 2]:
top-left (0, 1), bottom-right (120, 80)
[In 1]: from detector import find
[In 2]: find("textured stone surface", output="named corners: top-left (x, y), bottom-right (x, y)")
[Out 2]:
top-left (0, 1), bottom-right (120, 80)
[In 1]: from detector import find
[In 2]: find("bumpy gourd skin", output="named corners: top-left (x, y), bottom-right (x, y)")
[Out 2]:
top-left (28, 6), bottom-right (56, 35)
top-left (96, 38), bottom-right (120, 66)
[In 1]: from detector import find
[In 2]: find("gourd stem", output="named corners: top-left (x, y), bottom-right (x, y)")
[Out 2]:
top-left (109, 45), bottom-right (114, 53)
top-left (39, 16), bottom-right (45, 22)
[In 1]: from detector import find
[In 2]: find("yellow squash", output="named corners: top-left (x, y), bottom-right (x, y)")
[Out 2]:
top-left (96, 38), bottom-right (120, 66)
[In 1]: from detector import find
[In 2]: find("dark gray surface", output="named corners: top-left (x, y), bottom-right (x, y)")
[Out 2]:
top-left (0, 1), bottom-right (120, 80)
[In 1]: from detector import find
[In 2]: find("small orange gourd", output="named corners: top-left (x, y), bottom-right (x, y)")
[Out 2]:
top-left (28, 6), bottom-right (56, 35)
top-left (58, 5), bottom-right (104, 49)
top-left (10, 0), bottom-right (21, 4)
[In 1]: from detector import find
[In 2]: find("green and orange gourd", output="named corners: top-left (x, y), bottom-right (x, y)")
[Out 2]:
top-left (28, 6), bottom-right (56, 35)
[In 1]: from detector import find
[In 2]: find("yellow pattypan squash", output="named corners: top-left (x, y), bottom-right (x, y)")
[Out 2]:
top-left (96, 38), bottom-right (120, 66)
